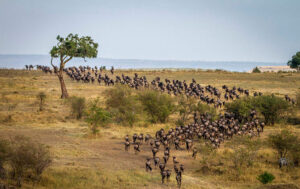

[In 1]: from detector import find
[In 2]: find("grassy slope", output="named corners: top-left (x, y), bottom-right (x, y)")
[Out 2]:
top-left (0, 69), bottom-right (299, 189)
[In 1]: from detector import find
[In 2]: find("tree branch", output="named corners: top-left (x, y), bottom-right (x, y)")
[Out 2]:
top-left (50, 57), bottom-right (55, 68)
top-left (50, 57), bottom-right (59, 76)
top-left (63, 55), bottom-right (68, 62)
top-left (63, 57), bottom-right (73, 65)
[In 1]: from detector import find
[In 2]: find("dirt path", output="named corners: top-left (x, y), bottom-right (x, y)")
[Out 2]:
top-left (0, 123), bottom-right (223, 189)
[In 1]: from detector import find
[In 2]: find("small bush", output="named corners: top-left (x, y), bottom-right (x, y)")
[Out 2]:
top-left (70, 96), bottom-right (86, 119)
top-left (85, 99), bottom-right (111, 134)
top-left (252, 67), bottom-right (261, 73)
top-left (257, 172), bottom-right (275, 184)
top-left (138, 90), bottom-right (176, 123)
top-left (254, 95), bottom-right (290, 125)
top-left (37, 92), bottom-right (46, 111)
top-left (105, 85), bottom-right (140, 126)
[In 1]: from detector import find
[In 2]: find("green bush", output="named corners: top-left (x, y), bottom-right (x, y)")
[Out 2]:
top-left (70, 96), bottom-right (86, 119)
top-left (226, 95), bottom-right (290, 125)
top-left (257, 172), bottom-right (275, 184)
top-left (138, 90), bottom-right (176, 123)
top-left (105, 85), bottom-right (141, 126)
top-left (225, 97), bottom-right (254, 120)
top-left (254, 95), bottom-right (290, 125)
top-left (252, 67), bottom-right (261, 73)
top-left (85, 99), bottom-right (111, 134)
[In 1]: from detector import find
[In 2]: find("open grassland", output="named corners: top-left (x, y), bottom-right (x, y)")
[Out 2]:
top-left (0, 69), bottom-right (300, 189)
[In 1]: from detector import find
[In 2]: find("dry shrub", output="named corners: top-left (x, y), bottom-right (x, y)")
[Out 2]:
top-left (196, 136), bottom-right (262, 180)
top-left (196, 140), bottom-right (219, 174)
top-left (69, 96), bottom-right (86, 119)
top-left (226, 136), bottom-right (262, 167)
top-left (223, 136), bottom-right (262, 180)
top-left (176, 96), bottom-right (197, 126)
top-left (37, 92), bottom-right (46, 111)
top-left (9, 136), bottom-right (52, 186)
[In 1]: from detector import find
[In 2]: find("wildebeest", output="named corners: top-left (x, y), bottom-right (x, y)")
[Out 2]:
top-left (146, 158), bottom-right (152, 172)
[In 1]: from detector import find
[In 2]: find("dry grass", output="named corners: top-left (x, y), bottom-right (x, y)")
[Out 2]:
top-left (0, 69), bottom-right (299, 189)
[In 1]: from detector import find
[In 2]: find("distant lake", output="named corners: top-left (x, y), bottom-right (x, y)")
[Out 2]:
top-left (0, 55), bottom-right (285, 72)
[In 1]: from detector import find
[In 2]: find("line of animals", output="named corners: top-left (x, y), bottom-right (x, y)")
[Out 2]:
top-left (124, 111), bottom-right (265, 187)
top-left (32, 65), bottom-right (297, 107)
top-left (25, 65), bottom-right (34, 70)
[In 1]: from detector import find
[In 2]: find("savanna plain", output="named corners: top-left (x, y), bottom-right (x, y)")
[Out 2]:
top-left (0, 69), bottom-right (300, 189)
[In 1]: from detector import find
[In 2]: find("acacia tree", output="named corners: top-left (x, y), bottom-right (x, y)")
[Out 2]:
top-left (50, 34), bottom-right (98, 98)
top-left (268, 130), bottom-right (298, 158)
top-left (287, 51), bottom-right (300, 71)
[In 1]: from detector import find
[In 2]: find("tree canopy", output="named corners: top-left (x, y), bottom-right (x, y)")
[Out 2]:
top-left (268, 130), bottom-right (299, 159)
top-left (287, 51), bottom-right (300, 71)
top-left (50, 34), bottom-right (98, 61)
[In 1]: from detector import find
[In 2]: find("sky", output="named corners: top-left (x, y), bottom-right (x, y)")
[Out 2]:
top-left (0, 0), bottom-right (300, 62)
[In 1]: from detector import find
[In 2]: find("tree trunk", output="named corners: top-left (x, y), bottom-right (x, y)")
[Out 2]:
top-left (58, 73), bottom-right (69, 99)
top-left (51, 56), bottom-right (71, 99)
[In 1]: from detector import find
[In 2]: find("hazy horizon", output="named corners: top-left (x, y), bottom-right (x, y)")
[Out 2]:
top-left (0, 54), bottom-right (286, 72)
top-left (1, 0), bottom-right (300, 63)
top-left (0, 54), bottom-right (285, 64)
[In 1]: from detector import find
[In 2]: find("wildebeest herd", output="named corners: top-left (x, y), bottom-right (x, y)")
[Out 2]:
top-left (124, 109), bottom-right (265, 187)
top-left (30, 64), bottom-right (296, 187)
top-left (34, 64), bottom-right (296, 107)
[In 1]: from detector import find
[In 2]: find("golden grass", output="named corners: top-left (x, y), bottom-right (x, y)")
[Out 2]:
top-left (0, 69), bottom-right (299, 189)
